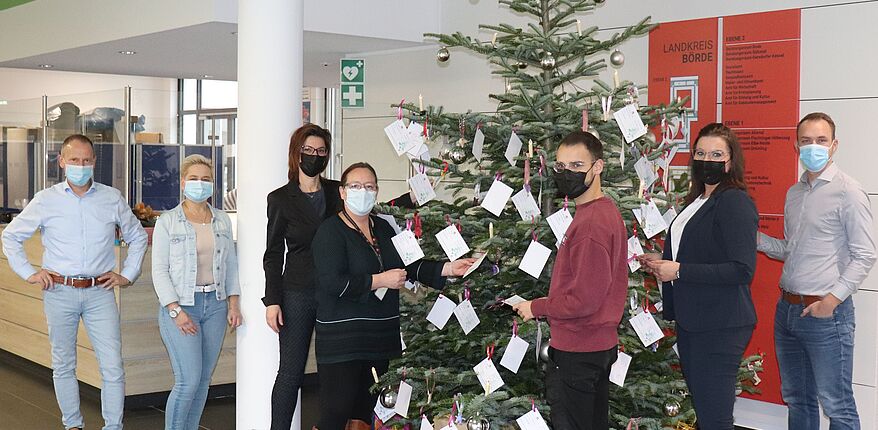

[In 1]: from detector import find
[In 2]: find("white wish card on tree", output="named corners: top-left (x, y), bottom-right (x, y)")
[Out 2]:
top-left (408, 173), bottom-right (436, 206)
top-left (519, 240), bottom-right (552, 279)
top-left (547, 208), bottom-right (573, 248)
top-left (462, 252), bottom-right (487, 278)
top-left (663, 207), bottom-right (678, 226)
top-left (453, 299), bottom-right (480, 335)
top-left (481, 180), bottom-right (514, 216)
top-left (641, 200), bottom-right (668, 239)
top-left (511, 187), bottom-right (541, 221)
top-left (505, 131), bottom-right (523, 166)
top-left (384, 119), bottom-right (417, 156)
top-left (406, 121), bottom-right (426, 147)
top-left (634, 156), bottom-right (658, 187)
top-left (420, 417), bottom-right (433, 430)
top-left (376, 213), bottom-right (402, 235)
top-left (609, 350), bottom-right (632, 387)
top-left (374, 399), bottom-right (396, 422)
top-left (500, 335), bottom-right (529, 373)
top-left (391, 229), bottom-right (424, 266)
top-left (426, 294), bottom-right (457, 330)
top-left (627, 235), bottom-right (644, 272)
top-left (629, 310), bottom-right (665, 347)
top-left (473, 357), bottom-right (504, 394)
top-left (435, 225), bottom-right (470, 261)
top-left (473, 127), bottom-right (485, 161)
top-left (613, 104), bottom-right (648, 144)
top-left (394, 381), bottom-right (413, 417)
top-left (516, 410), bottom-right (551, 430)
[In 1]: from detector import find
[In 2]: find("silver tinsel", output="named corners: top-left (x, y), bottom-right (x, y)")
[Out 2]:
top-left (437, 46), bottom-right (450, 62)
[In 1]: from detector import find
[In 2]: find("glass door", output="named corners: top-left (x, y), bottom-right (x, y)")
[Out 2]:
top-left (191, 113), bottom-right (236, 210)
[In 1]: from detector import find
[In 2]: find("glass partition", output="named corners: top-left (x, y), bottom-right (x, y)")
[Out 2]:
top-left (131, 88), bottom-right (180, 210)
top-left (0, 97), bottom-right (43, 211)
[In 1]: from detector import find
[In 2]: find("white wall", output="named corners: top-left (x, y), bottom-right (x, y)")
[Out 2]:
top-left (341, 1), bottom-right (878, 428)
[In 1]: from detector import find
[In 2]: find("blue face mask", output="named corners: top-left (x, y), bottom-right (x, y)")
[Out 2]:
top-left (799, 144), bottom-right (831, 172)
top-left (183, 180), bottom-right (213, 203)
top-left (345, 188), bottom-right (377, 216)
top-left (65, 164), bottom-right (94, 187)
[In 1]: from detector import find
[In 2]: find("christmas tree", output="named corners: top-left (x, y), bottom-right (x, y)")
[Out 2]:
top-left (374, 1), bottom-right (762, 428)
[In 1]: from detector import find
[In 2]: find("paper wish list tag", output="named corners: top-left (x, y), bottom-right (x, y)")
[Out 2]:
top-left (426, 294), bottom-right (457, 330)
top-left (519, 240), bottom-right (552, 279)
top-left (473, 357), bottom-right (504, 394)
top-left (609, 350), bottom-right (632, 387)
top-left (462, 252), bottom-right (487, 278)
top-left (641, 200), bottom-right (668, 239)
top-left (627, 236), bottom-right (644, 272)
top-left (400, 332), bottom-right (406, 351)
top-left (453, 299), bottom-right (481, 335)
top-left (502, 295), bottom-right (527, 306)
top-left (481, 180), bottom-right (514, 216)
top-left (406, 121), bottom-right (426, 146)
top-left (394, 381), bottom-right (413, 417)
top-left (391, 230), bottom-right (425, 266)
top-left (435, 225), bottom-right (470, 261)
top-left (384, 119), bottom-right (417, 156)
top-left (374, 287), bottom-right (388, 300)
top-left (634, 156), bottom-right (658, 187)
top-left (500, 335), bottom-right (529, 374)
top-left (374, 398), bottom-right (396, 422)
top-left (376, 213), bottom-right (402, 235)
top-left (511, 187), bottom-right (541, 221)
top-left (547, 208), bottom-right (573, 248)
top-left (662, 207), bottom-right (678, 226)
top-left (630, 310), bottom-right (665, 347)
top-left (472, 128), bottom-right (485, 161)
top-left (505, 131), bottom-right (523, 166)
top-left (613, 104), bottom-right (648, 144)
top-left (408, 173), bottom-right (437, 206)
top-left (516, 409), bottom-right (550, 430)
top-left (407, 143), bottom-right (430, 164)
top-left (420, 417), bottom-right (433, 430)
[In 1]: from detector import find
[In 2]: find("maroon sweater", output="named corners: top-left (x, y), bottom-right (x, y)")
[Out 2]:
top-left (531, 196), bottom-right (627, 352)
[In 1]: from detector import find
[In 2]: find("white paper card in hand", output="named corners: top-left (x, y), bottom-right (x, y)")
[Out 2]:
top-left (630, 310), bottom-right (665, 347)
top-left (435, 225), bottom-right (470, 261)
top-left (511, 188), bottom-right (541, 221)
top-left (634, 156), bottom-right (658, 187)
top-left (384, 120), bottom-right (417, 156)
top-left (408, 173), bottom-right (436, 206)
top-left (463, 252), bottom-right (487, 278)
top-left (473, 357), bottom-right (504, 394)
top-left (420, 417), bottom-right (433, 430)
top-left (641, 200), bottom-right (668, 239)
top-left (627, 236), bottom-right (644, 272)
top-left (481, 180), bottom-right (514, 216)
top-left (374, 287), bottom-right (388, 300)
top-left (453, 300), bottom-right (480, 335)
top-left (547, 208), bottom-right (573, 248)
top-left (517, 410), bottom-right (550, 430)
top-left (473, 128), bottom-right (485, 161)
top-left (519, 240), bottom-right (551, 279)
top-left (374, 399), bottom-right (396, 422)
top-left (426, 294), bottom-right (457, 330)
top-left (376, 214), bottom-right (402, 235)
top-left (505, 131), bottom-right (524, 166)
top-left (613, 104), bottom-right (648, 143)
top-left (662, 207), bottom-right (678, 227)
top-left (392, 230), bottom-right (424, 266)
top-left (500, 335), bottom-right (529, 373)
top-left (503, 295), bottom-right (527, 306)
top-left (394, 381), bottom-right (413, 417)
top-left (609, 351), bottom-right (632, 387)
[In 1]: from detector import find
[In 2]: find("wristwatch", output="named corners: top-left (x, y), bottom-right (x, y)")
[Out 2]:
top-left (169, 306), bottom-right (183, 319)
top-left (675, 269), bottom-right (681, 280)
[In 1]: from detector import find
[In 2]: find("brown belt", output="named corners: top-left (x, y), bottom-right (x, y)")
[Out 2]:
top-left (782, 290), bottom-right (822, 306)
top-left (50, 274), bottom-right (99, 288)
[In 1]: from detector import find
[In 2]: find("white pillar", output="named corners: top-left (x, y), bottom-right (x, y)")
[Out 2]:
top-left (236, 1), bottom-right (304, 429)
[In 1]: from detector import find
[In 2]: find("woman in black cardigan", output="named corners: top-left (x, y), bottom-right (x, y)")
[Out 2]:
top-left (639, 123), bottom-right (758, 429)
top-left (311, 162), bottom-right (475, 430)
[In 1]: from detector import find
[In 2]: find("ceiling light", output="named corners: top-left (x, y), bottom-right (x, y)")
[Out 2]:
top-left (118, 50), bottom-right (137, 55)
top-left (38, 64), bottom-right (53, 68)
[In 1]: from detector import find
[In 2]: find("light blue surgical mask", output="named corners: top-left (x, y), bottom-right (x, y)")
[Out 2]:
top-left (65, 164), bottom-right (94, 187)
top-left (799, 144), bottom-right (831, 172)
top-left (183, 180), bottom-right (213, 203)
top-left (345, 188), bottom-right (377, 216)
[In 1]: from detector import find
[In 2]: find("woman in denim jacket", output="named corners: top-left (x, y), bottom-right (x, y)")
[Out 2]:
top-left (152, 154), bottom-right (242, 430)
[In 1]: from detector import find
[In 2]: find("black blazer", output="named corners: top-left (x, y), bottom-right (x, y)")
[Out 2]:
top-left (262, 178), bottom-right (343, 306)
top-left (661, 188), bottom-right (759, 332)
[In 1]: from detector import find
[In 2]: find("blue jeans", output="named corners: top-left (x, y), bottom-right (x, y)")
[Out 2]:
top-left (158, 292), bottom-right (228, 430)
top-left (43, 284), bottom-right (124, 430)
top-left (775, 297), bottom-right (859, 430)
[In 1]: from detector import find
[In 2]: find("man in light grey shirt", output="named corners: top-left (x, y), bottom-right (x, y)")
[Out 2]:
top-left (758, 112), bottom-right (875, 430)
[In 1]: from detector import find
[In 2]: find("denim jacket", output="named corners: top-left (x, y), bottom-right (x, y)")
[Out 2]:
top-left (152, 204), bottom-right (240, 307)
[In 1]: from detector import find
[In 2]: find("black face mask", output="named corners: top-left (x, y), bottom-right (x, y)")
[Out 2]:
top-left (300, 154), bottom-right (328, 177)
top-left (554, 164), bottom-right (596, 199)
top-left (692, 160), bottom-right (726, 185)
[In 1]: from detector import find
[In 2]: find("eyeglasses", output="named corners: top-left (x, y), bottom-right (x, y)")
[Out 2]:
top-left (345, 183), bottom-right (378, 192)
top-left (693, 150), bottom-right (728, 161)
top-left (302, 146), bottom-right (328, 156)
top-left (798, 138), bottom-right (832, 147)
top-left (552, 160), bottom-right (594, 173)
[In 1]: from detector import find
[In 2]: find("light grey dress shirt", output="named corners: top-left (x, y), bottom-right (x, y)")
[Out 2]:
top-left (758, 163), bottom-right (876, 301)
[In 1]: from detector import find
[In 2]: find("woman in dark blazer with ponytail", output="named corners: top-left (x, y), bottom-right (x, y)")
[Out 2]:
top-left (639, 123), bottom-right (758, 430)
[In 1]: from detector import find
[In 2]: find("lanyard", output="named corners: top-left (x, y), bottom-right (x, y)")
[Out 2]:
top-left (341, 209), bottom-right (384, 271)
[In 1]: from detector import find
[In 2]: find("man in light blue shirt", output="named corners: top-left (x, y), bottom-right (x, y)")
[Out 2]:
top-left (1, 134), bottom-right (147, 430)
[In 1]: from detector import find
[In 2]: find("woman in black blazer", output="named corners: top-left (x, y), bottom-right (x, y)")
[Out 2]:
top-left (640, 123), bottom-right (758, 429)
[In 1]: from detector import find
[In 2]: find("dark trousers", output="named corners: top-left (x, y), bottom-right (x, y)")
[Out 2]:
top-left (317, 359), bottom-right (390, 430)
top-left (270, 287), bottom-right (317, 430)
top-left (546, 346), bottom-right (617, 430)
top-left (676, 324), bottom-right (753, 430)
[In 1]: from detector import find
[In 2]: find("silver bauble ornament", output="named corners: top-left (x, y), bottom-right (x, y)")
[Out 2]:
top-left (540, 53), bottom-right (556, 70)
top-left (610, 49), bottom-right (625, 67)
top-left (517, 61), bottom-right (528, 69)
top-left (587, 126), bottom-right (600, 139)
top-left (539, 341), bottom-right (550, 362)
top-left (439, 146), bottom-right (453, 160)
top-left (467, 417), bottom-right (490, 430)
top-left (663, 401), bottom-right (681, 417)
top-left (735, 386), bottom-right (743, 396)
top-left (594, 0), bottom-right (606, 4)
top-left (379, 387), bottom-right (398, 408)
top-left (437, 46), bottom-right (451, 63)
top-left (449, 147), bottom-right (466, 163)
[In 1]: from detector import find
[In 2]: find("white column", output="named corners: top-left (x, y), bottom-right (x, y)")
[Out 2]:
top-left (236, 1), bottom-right (304, 429)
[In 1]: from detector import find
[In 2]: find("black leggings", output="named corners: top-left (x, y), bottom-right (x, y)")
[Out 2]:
top-left (270, 287), bottom-right (317, 430)
top-left (317, 359), bottom-right (390, 430)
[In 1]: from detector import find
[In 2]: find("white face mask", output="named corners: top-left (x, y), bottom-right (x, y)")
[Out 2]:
top-left (345, 188), bottom-right (377, 216)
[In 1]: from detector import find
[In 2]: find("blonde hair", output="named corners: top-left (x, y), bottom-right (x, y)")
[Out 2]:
top-left (181, 154), bottom-right (214, 179)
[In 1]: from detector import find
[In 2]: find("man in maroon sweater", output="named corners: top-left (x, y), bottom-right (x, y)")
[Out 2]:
top-left (513, 131), bottom-right (628, 430)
